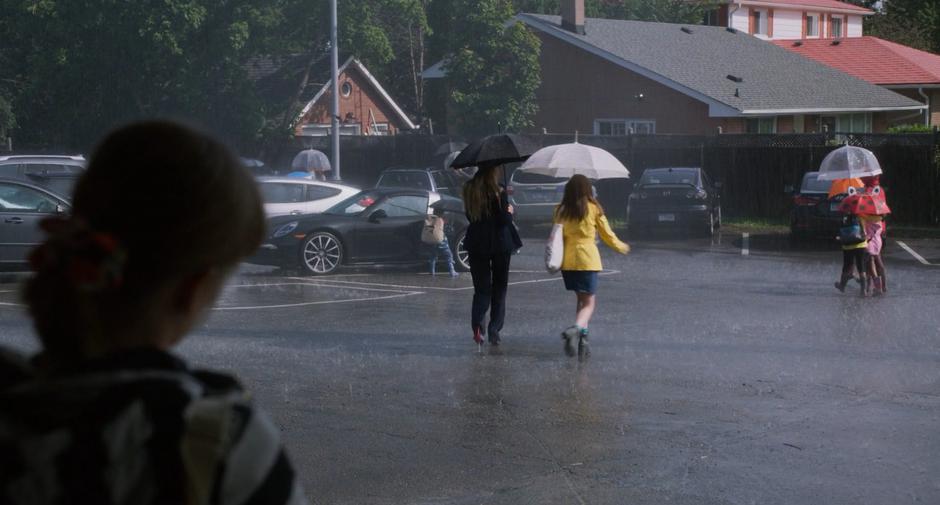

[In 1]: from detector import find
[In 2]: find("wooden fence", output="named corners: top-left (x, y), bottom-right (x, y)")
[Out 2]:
top-left (260, 132), bottom-right (939, 225)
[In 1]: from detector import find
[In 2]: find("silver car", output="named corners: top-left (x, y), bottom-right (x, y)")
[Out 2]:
top-left (0, 179), bottom-right (70, 266)
top-left (0, 155), bottom-right (86, 197)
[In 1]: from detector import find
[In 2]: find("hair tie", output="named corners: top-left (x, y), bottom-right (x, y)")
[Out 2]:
top-left (29, 218), bottom-right (127, 292)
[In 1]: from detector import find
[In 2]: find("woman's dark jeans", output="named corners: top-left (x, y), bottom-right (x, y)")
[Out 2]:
top-left (469, 252), bottom-right (511, 336)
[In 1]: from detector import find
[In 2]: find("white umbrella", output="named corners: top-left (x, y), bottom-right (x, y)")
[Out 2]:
top-left (291, 149), bottom-right (332, 173)
top-left (816, 145), bottom-right (882, 181)
top-left (518, 142), bottom-right (630, 180)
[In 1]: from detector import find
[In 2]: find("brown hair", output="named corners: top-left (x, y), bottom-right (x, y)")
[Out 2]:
top-left (23, 120), bottom-right (264, 362)
top-left (462, 165), bottom-right (502, 222)
top-left (556, 174), bottom-right (603, 222)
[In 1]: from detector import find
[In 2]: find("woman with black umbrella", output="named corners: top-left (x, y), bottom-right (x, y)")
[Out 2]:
top-left (462, 163), bottom-right (522, 346)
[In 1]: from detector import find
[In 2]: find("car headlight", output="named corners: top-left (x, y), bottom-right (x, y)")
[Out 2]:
top-left (272, 221), bottom-right (299, 238)
top-left (686, 189), bottom-right (707, 200)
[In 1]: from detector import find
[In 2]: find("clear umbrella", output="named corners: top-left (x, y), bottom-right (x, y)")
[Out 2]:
top-left (816, 145), bottom-right (882, 181)
top-left (518, 142), bottom-right (630, 180)
top-left (291, 149), bottom-right (332, 174)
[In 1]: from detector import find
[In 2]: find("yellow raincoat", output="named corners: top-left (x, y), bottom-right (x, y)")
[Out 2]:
top-left (554, 202), bottom-right (630, 271)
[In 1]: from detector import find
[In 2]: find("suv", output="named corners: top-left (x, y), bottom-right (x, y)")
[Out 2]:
top-left (0, 155), bottom-right (86, 197)
top-left (375, 166), bottom-right (467, 199)
top-left (627, 167), bottom-right (721, 236)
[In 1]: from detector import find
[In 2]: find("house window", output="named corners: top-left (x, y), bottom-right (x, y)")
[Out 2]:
top-left (745, 117), bottom-right (776, 133)
top-left (341, 81), bottom-right (352, 97)
top-left (371, 123), bottom-right (390, 136)
top-left (595, 119), bottom-right (655, 135)
top-left (299, 123), bottom-right (362, 136)
top-left (831, 17), bottom-right (843, 38)
top-left (806, 13), bottom-right (820, 37)
top-left (752, 9), bottom-right (768, 36)
top-left (834, 113), bottom-right (872, 133)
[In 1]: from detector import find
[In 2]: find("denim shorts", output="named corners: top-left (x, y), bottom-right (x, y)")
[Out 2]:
top-left (561, 270), bottom-right (598, 294)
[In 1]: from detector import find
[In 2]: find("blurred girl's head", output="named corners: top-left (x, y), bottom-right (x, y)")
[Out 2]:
top-left (462, 164), bottom-right (502, 222)
top-left (557, 174), bottom-right (602, 221)
top-left (24, 120), bottom-right (264, 364)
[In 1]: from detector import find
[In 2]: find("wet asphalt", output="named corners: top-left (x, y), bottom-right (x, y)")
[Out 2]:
top-left (0, 231), bottom-right (938, 504)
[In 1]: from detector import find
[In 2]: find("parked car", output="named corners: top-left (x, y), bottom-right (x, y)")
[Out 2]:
top-left (0, 179), bottom-right (70, 267)
top-left (0, 155), bottom-right (86, 197)
top-left (627, 167), bottom-right (721, 236)
top-left (375, 166), bottom-right (467, 199)
top-left (251, 188), bottom-right (470, 275)
top-left (507, 170), bottom-right (569, 225)
top-left (257, 177), bottom-right (360, 218)
top-left (789, 171), bottom-right (843, 239)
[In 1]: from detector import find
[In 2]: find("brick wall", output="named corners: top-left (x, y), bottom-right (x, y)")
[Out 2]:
top-left (296, 66), bottom-right (407, 135)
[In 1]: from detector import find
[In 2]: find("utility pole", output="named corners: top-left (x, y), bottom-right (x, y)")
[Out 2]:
top-left (330, 0), bottom-right (341, 180)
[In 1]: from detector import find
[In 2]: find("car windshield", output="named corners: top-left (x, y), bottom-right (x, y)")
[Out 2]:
top-left (640, 169), bottom-right (699, 186)
top-left (511, 171), bottom-right (568, 185)
top-left (377, 171), bottom-right (431, 190)
top-left (801, 173), bottom-right (833, 194)
top-left (323, 190), bottom-right (381, 215)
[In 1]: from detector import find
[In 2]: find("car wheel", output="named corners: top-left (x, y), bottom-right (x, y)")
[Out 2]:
top-left (454, 231), bottom-right (471, 272)
top-left (300, 231), bottom-right (343, 275)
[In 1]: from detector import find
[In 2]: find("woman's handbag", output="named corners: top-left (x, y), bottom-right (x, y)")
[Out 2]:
top-left (545, 223), bottom-right (564, 274)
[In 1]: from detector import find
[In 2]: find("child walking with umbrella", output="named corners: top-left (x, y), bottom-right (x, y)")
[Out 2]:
top-left (554, 175), bottom-right (630, 358)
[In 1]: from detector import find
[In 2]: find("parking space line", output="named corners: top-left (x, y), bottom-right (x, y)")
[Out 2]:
top-left (289, 270), bottom-right (621, 292)
top-left (228, 281), bottom-right (419, 293)
top-left (741, 233), bottom-right (750, 256)
top-left (896, 241), bottom-right (934, 266)
top-left (213, 291), bottom-right (422, 311)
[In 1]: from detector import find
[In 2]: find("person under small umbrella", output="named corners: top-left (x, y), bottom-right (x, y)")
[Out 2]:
top-left (291, 149), bottom-right (332, 181)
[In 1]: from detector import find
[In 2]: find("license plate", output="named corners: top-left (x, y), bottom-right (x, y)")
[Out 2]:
top-left (658, 213), bottom-right (676, 222)
top-left (527, 192), bottom-right (554, 203)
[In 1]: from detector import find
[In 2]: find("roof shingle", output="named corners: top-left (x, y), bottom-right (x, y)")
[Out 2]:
top-left (518, 14), bottom-right (923, 115)
top-left (773, 36), bottom-right (940, 85)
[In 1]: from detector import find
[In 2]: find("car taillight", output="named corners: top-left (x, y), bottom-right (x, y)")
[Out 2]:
top-left (793, 195), bottom-right (817, 206)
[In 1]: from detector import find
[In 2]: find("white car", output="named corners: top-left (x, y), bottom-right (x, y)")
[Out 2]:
top-left (257, 177), bottom-right (360, 217)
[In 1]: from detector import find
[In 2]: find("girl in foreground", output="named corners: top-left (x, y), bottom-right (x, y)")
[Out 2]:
top-left (554, 175), bottom-right (630, 358)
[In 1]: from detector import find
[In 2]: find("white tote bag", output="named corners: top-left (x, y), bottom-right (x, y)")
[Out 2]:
top-left (545, 223), bottom-right (564, 274)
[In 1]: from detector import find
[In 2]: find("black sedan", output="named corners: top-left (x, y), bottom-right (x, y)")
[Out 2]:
top-left (251, 188), bottom-right (470, 275)
top-left (789, 171), bottom-right (844, 240)
top-left (627, 167), bottom-right (722, 237)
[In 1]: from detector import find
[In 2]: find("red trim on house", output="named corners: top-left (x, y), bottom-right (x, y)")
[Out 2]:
top-left (801, 12), bottom-right (807, 38)
top-left (749, 7), bottom-right (756, 34)
top-left (768, 9), bottom-right (774, 38)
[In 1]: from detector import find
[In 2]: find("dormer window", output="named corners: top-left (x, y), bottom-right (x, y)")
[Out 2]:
top-left (831, 17), bottom-right (843, 38)
top-left (806, 13), bottom-right (820, 37)
top-left (751, 9), bottom-right (769, 36)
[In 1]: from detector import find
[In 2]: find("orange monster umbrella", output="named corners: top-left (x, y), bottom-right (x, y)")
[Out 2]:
top-left (827, 177), bottom-right (863, 199)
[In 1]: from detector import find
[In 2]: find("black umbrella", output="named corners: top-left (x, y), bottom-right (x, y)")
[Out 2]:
top-left (430, 195), bottom-right (464, 213)
top-left (449, 134), bottom-right (539, 169)
top-left (434, 141), bottom-right (468, 157)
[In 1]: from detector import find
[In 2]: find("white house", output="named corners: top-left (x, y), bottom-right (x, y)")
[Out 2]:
top-left (705, 0), bottom-right (871, 40)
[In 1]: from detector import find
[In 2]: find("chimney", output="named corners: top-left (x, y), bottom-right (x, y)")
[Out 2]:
top-left (561, 0), bottom-right (585, 35)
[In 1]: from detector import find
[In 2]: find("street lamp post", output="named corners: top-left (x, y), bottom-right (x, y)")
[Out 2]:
top-left (330, 0), bottom-right (341, 180)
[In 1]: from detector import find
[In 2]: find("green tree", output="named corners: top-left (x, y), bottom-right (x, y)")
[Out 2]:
top-left (1, 1), bottom-right (294, 149)
top-left (864, 0), bottom-right (940, 54)
top-left (438, 0), bottom-right (541, 134)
